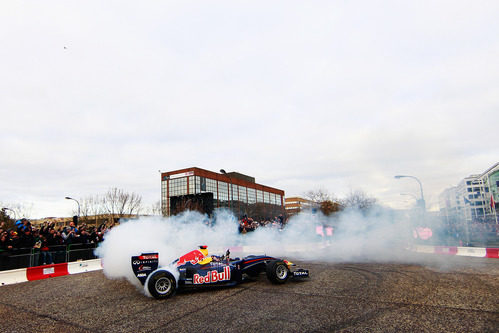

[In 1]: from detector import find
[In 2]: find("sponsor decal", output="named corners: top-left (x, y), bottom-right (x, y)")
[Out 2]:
top-left (139, 254), bottom-right (158, 260)
top-left (137, 273), bottom-right (147, 277)
top-left (168, 171), bottom-right (194, 179)
top-left (293, 271), bottom-right (308, 276)
top-left (138, 265), bottom-right (152, 272)
top-left (193, 266), bottom-right (231, 284)
top-left (177, 250), bottom-right (206, 266)
top-left (43, 267), bottom-right (55, 275)
top-left (133, 259), bottom-right (157, 265)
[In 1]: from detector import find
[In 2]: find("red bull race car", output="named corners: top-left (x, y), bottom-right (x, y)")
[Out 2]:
top-left (131, 245), bottom-right (309, 299)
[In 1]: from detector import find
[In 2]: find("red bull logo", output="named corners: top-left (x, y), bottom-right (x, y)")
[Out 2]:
top-left (193, 266), bottom-right (231, 284)
top-left (176, 249), bottom-right (206, 266)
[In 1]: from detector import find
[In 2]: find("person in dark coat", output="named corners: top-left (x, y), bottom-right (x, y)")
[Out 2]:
top-left (18, 228), bottom-right (35, 248)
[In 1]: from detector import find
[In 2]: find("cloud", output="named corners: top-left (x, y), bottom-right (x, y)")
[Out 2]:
top-left (1, 1), bottom-right (498, 217)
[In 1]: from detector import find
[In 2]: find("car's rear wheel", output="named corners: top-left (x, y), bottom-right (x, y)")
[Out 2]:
top-left (266, 260), bottom-right (289, 284)
top-left (147, 270), bottom-right (177, 299)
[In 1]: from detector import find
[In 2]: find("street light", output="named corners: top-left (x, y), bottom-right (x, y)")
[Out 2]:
top-left (65, 196), bottom-right (80, 217)
top-left (395, 175), bottom-right (426, 211)
top-left (400, 192), bottom-right (422, 208)
top-left (220, 169), bottom-right (234, 211)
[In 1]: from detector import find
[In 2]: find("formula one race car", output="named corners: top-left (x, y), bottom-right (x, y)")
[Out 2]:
top-left (131, 245), bottom-right (309, 299)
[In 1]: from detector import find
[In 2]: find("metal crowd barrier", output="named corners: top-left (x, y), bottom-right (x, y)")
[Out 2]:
top-left (0, 243), bottom-right (98, 271)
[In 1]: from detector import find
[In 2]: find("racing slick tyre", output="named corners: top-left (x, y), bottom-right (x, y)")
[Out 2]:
top-left (266, 260), bottom-right (290, 284)
top-left (147, 270), bottom-right (177, 299)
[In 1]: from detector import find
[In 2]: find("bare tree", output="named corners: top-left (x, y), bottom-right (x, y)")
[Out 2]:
top-left (80, 195), bottom-right (105, 224)
top-left (10, 202), bottom-right (33, 219)
top-left (148, 200), bottom-right (162, 216)
top-left (304, 189), bottom-right (342, 216)
top-left (102, 187), bottom-right (143, 221)
top-left (341, 189), bottom-right (377, 211)
top-left (303, 188), bottom-right (332, 203)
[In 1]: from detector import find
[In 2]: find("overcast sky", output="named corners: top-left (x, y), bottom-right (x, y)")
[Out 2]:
top-left (1, 1), bottom-right (498, 218)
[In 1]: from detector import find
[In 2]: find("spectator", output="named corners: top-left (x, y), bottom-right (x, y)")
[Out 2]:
top-left (18, 228), bottom-right (35, 248)
top-left (61, 227), bottom-right (77, 244)
top-left (39, 235), bottom-right (53, 265)
top-left (0, 232), bottom-right (10, 252)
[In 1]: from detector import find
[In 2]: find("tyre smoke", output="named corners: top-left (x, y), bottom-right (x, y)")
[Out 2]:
top-left (95, 207), bottom-right (424, 287)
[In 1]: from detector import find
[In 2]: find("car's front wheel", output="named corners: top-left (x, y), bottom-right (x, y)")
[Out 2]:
top-left (147, 270), bottom-right (177, 299)
top-left (266, 260), bottom-right (289, 284)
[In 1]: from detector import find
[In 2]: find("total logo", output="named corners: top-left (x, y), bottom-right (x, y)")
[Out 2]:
top-left (193, 266), bottom-right (231, 284)
top-left (139, 254), bottom-right (158, 260)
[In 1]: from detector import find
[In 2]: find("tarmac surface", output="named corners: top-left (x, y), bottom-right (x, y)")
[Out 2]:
top-left (0, 254), bottom-right (498, 333)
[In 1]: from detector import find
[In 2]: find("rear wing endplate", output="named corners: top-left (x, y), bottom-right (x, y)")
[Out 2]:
top-left (131, 253), bottom-right (159, 285)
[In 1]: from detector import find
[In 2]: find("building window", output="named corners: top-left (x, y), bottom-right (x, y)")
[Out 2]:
top-left (257, 190), bottom-right (264, 203)
top-left (169, 177), bottom-right (188, 197)
top-left (237, 185), bottom-right (247, 203)
top-left (218, 181), bottom-right (229, 207)
top-left (248, 188), bottom-right (256, 204)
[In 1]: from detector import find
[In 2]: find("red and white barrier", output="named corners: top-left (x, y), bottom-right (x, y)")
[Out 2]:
top-left (413, 245), bottom-right (499, 258)
top-left (0, 268), bottom-right (29, 286)
top-left (1, 245), bottom-right (497, 286)
top-left (0, 259), bottom-right (103, 286)
top-left (485, 247), bottom-right (499, 258)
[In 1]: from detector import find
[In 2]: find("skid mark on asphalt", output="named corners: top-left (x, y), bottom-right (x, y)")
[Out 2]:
top-left (327, 306), bottom-right (398, 332)
top-left (141, 285), bottom-right (252, 333)
top-left (0, 302), bottom-right (98, 333)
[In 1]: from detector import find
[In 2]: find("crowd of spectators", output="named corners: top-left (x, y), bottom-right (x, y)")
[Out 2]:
top-left (0, 218), bottom-right (111, 266)
top-left (440, 217), bottom-right (499, 246)
top-left (238, 215), bottom-right (286, 233)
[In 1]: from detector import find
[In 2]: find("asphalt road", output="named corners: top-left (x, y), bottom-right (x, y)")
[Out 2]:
top-left (0, 255), bottom-right (497, 333)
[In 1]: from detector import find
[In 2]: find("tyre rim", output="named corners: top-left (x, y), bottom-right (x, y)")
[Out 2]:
top-left (155, 277), bottom-right (171, 294)
top-left (276, 265), bottom-right (288, 279)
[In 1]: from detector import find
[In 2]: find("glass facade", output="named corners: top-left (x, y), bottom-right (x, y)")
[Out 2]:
top-left (169, 177), bottom-right (187, 197)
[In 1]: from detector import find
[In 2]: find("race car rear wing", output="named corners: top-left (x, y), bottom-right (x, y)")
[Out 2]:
top-left (131, 253), bottom-right (159, 285)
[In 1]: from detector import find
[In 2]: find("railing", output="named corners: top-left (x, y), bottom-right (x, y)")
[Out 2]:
top-left (0, 243), bottom-right (98, 271)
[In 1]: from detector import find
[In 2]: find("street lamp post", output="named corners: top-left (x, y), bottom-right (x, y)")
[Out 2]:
top-left (395, 175), bottom-right (426, 211)
top-left (400, 192), bottom-right (418, 202)
top-left (65, 196), bottom-right (80, 217)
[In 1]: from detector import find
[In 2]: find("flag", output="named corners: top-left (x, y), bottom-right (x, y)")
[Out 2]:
top-left (463, 196), bottom-right (471, 205)
top-left (491, 195), bottom-right (496, 209)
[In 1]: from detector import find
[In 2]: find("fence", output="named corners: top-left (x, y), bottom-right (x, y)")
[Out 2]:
top-left (0, 243), bottom-right (98, 271)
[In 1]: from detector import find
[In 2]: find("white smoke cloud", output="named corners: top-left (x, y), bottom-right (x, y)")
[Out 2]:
top-left (96, 207), bottom-right (432, 290)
